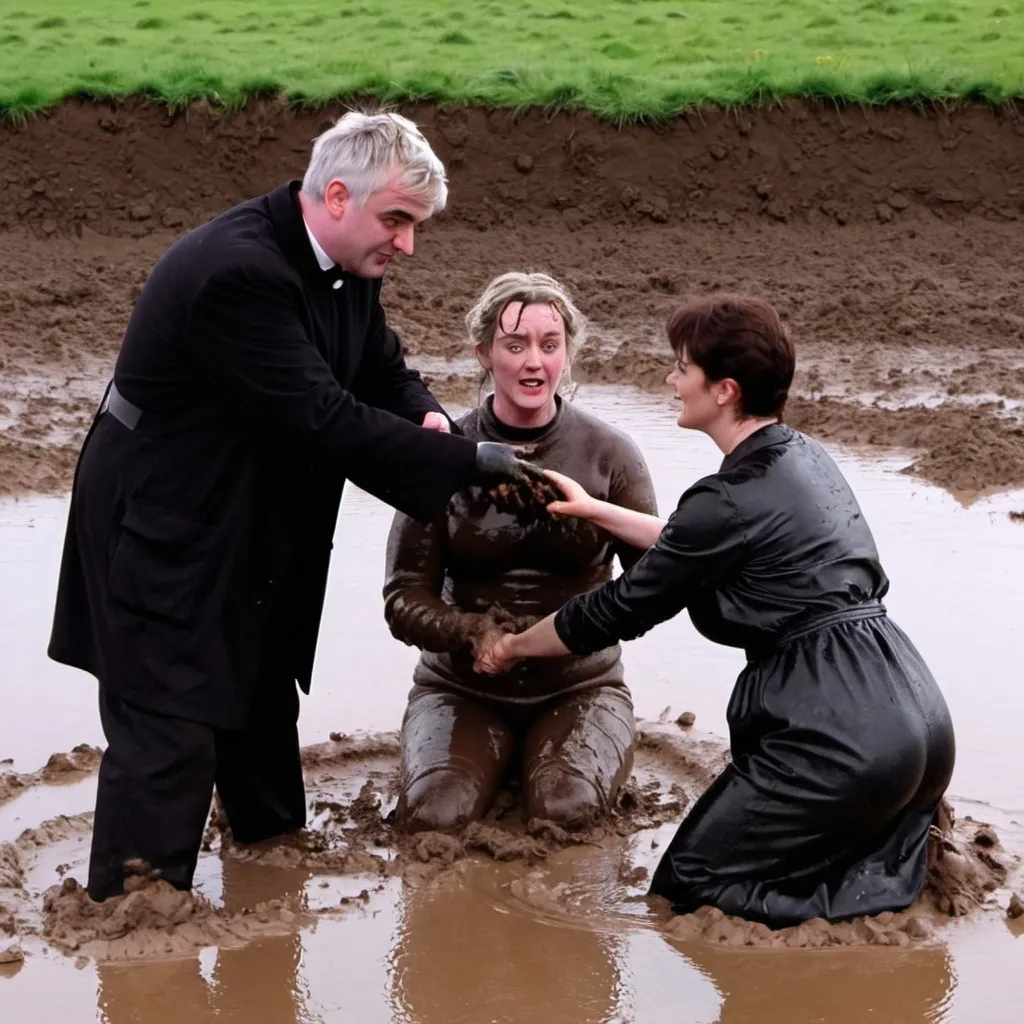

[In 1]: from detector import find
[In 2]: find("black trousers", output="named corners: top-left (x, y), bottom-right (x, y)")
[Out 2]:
top-left (87, 668), bottom-right (306, 902)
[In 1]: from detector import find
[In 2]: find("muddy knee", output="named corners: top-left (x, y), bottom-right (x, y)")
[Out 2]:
top-left (398, 769), bottom-right (490, 833)
top-left (521, 685), bottom-right (636, 829)
top-left (526, 767), bottom-right (606, 829)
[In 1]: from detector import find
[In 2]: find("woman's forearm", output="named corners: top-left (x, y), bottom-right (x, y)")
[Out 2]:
top-left (384, 589), bottom-right (485, 653)
top-left (588, 500), bottom-right (666, 550)
top-left (508, 613), bottom-right (570, 660)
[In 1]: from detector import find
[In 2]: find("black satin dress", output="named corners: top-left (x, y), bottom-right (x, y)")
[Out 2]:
top-left (554, 424), bottom-right (955, 927)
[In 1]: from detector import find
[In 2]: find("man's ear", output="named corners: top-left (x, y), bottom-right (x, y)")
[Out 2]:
top-left (323, 180), bottom-right (350, 219)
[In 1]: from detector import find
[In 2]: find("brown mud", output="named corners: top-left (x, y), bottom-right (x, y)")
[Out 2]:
top-left (2, 99), bottom-right (1024, 500)
top-left (41, 870), bottom-right (307, 961)
top-left (0, 744), bottom-right (102, 807)
top-left (1, 725), bottom-right (1018, 962)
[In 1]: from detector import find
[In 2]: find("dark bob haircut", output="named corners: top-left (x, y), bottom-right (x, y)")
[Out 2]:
top-left (666, 295), bottom-right (795, 419)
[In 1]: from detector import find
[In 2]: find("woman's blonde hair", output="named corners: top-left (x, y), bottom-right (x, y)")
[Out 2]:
top-left (466, 271), bottom-right (587, 400)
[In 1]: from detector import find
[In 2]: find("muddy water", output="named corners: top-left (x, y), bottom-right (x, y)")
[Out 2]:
top-left (2, 385), bottom-right (1024, 1022)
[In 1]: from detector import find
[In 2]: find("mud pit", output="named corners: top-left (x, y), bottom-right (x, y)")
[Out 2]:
top-left (3, 99), bottom-right (1024, 1019)
top-left (2, 99), bottom-right (1024, 501)
top-left (1, 726), bottom-right (1019, 970)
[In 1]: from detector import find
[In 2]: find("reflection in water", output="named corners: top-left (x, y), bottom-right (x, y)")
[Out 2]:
top-left (98, 957), bottom-right (213, 1023)
top-left (675, 939), bottom-right (955, 1024)
top-left (391, 839), bottom-right (963, 1024)
top-left (96, 857), bottom-right (315, 1024)
top-left (387, 845), bottom-right (727, 1024)
top-left (388, 857), bottom-right (628, 1024)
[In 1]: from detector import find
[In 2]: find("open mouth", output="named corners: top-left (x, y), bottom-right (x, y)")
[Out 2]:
top-left (519, 379), bottom-right (545, 390)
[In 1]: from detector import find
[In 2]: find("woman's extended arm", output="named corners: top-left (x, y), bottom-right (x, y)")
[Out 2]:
top-left (473, 613), bottom-right (566, 675)
top-left (477, 477), bottom-right (748, 674)
top-left (545, 469), bottom-right (666, 550)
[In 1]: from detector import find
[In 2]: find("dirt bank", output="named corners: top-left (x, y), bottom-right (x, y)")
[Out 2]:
top-left (1, 99), bottom-right (1023, 501)
top-left (2, 725), bottom-right (1018, 961)
top-left (4, 98), bottom-right (1024, 239)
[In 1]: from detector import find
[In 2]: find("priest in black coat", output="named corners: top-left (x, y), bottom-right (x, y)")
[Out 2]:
top-left (48, 111), bottom-right (530, 901)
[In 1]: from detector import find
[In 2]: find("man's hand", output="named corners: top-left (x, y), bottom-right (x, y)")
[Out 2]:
top-left (474, 632), bottom-right (521, 676)
top-left (474, 442), bottom-right (546, 485)
top-left (421, 411), bottom-right (451, 433)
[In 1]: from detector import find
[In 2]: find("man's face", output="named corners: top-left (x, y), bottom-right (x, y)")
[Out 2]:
top-left (322, 168), bottom-right (434, 278)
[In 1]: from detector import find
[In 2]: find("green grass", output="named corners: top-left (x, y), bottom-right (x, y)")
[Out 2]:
top-left (0, 0), bottom-right (1022, 118)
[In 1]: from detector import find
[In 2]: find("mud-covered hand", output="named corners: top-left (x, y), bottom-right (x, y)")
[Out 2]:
top-left (473, 632), bottom-right (522, 676)
top-left (474, 442), bottom-right (547, 485)
top-left (469, 624), bottom-right (509, 664)
top-left (543, 469), bottom-right (598, 521)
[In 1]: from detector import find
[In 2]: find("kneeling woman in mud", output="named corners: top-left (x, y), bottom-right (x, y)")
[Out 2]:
top-left (383, 272), bottom-right (657, 831)
top-left (477, 294), bottom-right (956, 927)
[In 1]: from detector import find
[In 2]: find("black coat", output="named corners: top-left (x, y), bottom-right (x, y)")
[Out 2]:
top-left (556, 424), bottom-right (954, 924)
top-left (49, 181), bottom-right (477, 729)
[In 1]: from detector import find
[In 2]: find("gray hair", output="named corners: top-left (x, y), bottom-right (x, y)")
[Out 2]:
top-left (301, 109), bottom-right (448, 212)
top-left (467, 271), bottom-right (587, 400)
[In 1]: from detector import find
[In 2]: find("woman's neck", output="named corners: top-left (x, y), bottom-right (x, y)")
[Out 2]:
top-left (708, 416), bottom-right (778, 455)
top-left (491, 392), bottom-right (558, 430)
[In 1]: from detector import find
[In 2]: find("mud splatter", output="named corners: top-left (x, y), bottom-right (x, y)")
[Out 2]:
top-left (1, 727), bottom-right (1019, 960)
top-left (0, 941), bottom-right (23, 964)
top-left (659, 799), bottom-right (1016, 949)
top-left (41, 867), bottom-right (307, 961)
top-left (0, 843), bottom-right (24, 890)
top-left (0, 744), bottom-right (103, 806)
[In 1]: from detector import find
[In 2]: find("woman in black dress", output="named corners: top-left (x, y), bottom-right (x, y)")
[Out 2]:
top-left (476, 294), bottom-right (955, 927)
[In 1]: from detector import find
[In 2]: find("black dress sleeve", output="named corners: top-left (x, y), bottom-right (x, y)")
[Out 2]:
top-left (554, 477), bottom-right (747, 654)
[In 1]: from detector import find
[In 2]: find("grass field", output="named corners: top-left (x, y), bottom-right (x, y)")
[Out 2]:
top-left (1, 0), bottom-right (1023, 118)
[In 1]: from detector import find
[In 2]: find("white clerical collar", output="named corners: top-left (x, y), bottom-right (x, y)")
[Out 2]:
top-left (302, 218), bottom-right (335, 272)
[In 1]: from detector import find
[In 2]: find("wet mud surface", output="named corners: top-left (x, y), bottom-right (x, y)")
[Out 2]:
top-left (2, 458), bottom-right (1024, 1017)
top-left (3, 99), bottom-right (1024, 1019)
top-left (2, 99), bottom-right (1024, 501)
top-left (1, 726), bottom-right (1020, 966)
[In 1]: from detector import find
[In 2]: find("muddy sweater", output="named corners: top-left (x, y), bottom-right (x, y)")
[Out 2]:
top-left (383, 395), bottom-right (658, 703)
